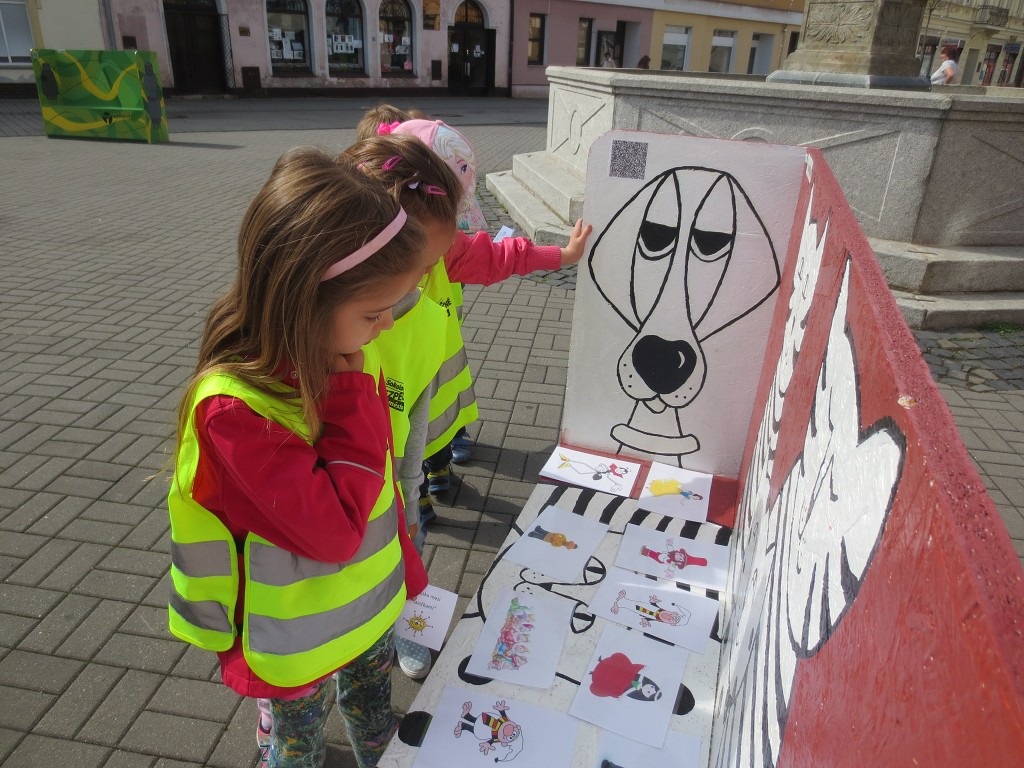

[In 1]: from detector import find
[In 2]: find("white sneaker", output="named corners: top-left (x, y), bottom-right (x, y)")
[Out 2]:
top-left (396, 636), bottom-right (432, 679)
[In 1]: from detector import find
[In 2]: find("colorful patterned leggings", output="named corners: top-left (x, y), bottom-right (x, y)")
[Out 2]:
top-left (266, 630), bottom-right (397, 768)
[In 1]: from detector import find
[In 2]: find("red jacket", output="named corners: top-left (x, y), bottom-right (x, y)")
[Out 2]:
top-left (444, 230), bottom-right (561, 285)
top-left (191, 368), bottom-right (427, 698)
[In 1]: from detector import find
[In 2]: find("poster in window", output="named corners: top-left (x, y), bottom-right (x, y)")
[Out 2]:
top-left (271, 49), bottom-right (283, 59)
top-left (352, 39), bottom-right (362, 48)
top-left (270, 28), bottom-right (282, 41)
top-left (395, 45), bottom-right (409, 54)
top-left (423, 0), bottom-right (440, 30)
top-left (384, 33), bottom-right (394, 43)
top-left (402, 36), bottom-right (410, 46)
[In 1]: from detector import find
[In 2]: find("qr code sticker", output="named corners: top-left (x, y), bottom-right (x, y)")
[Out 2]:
top-left (609, 140), bottom-right (648, 180)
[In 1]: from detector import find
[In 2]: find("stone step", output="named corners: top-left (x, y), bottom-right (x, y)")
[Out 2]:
top-left (872, 238), bottom-right (1024, 294)
top-left (511, 151), bottom-right (586, 224)
top-left (485, 169), bottom-right (574, 246)
top-left (893, 289), bottom-right (1024, 330)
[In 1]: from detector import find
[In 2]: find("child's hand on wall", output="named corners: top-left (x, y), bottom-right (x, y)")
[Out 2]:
top-left (559, 219), bottom-right (593, 267)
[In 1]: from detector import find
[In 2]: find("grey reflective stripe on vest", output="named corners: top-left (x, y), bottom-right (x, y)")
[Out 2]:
top-left (435, 347), bottom-right (469, 391)
top-left (248, 501), bottom-right (399, 588)
top-left (427, 386), bottom-right (476, 443)
top-left (248, 563), bottom-right (406, 655)
top-left (171, 540), bottom-right (233, 578)
top-left (169, 590), bottom-right (233, 633)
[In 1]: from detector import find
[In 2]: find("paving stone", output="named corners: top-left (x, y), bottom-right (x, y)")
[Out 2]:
top-left (150, 677), bottom-right (241, 722)
top-left (79, 669), bottom-right (165, 747)
top-left (2, 733), bottom-right (109, 768)
top-left (33, 662), bottom-right (125, 738)
top-left (6, 537), bottom-right (80, 588)
top-left (0, 684), bottom-right (54, 730)
top-left (120, 711), bottom-right (224, 763)
top-left (40, 542), bottom-right (113, 591)
top-left (26, 592), bottom-right (101, 656)
top-left (102, 750), bottom-right (158, 768)
top-left (0, 649), bottom-right (84, 694)
top-left (57, 599), bottom-right (136, 660)
top-left (94, 632), bottom-right (186, 675)
top-left (0, 582), bottom-right (64, 619)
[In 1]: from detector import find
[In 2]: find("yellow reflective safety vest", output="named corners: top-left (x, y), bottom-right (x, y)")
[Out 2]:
top-left (420, 261), bottom-right (479, 457)
top-left (167, 350), bottom-right (406, 688)
top-left (375, 290), bottom-right (447, 460)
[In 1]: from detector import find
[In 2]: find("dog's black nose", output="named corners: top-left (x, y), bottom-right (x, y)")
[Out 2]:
top-left (632, 335), bottom-right (697, 394)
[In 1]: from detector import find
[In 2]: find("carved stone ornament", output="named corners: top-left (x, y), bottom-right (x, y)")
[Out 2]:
top-left (804, 1), bottom-right (875, 47)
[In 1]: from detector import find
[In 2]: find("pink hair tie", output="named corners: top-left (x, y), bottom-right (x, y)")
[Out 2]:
top-left (382, 155), bottom-right (402, 170)
top-left (320, 207), bottom-right (407, 282)
top-left (377, 121), bottom-right (401, 136)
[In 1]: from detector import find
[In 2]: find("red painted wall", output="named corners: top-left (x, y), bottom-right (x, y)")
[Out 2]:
top-left (715, 149), bottom-right (1024, 766)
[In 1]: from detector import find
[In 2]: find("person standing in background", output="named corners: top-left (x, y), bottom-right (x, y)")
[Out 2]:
top-left (602, 51), bottom-right (616, 68)
top-left (930, 45), bottom-right (959, 85)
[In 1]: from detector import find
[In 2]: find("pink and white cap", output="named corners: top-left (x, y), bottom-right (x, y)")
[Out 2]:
top-left (392, 119), bottom-right (488, 232)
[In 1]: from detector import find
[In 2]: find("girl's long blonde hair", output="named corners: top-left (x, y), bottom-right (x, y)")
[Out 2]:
top-left (175, 146), bottom-right (425, 445)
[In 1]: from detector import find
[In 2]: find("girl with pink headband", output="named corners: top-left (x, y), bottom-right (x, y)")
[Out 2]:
top-left (167, 147), bottom-right (428, 768)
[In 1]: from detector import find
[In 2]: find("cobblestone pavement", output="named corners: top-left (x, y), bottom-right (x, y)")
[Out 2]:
top-left (0, 96), bottom-right (1020, 768)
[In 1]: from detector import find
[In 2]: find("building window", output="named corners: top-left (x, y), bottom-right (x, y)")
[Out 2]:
top-left (267, 0), bottom-right (310, 74)
top-left (576, 18), bottom-right (593, 66)
top-left (423, 0), bottom-right (440, 31)
top-left (709, 29), bottom-right (736, 73)
top-left (0, 0), bottom-right (32, 64)
top-left (380, 0), bottom-right (413, 75)
top-left (527, 14), bottom-right (545, 65)
top-left (326, 0), bottom-right (363, 75)
top-left (455, 0), bottom-right (483, 25)
top-left (661, 25), bottom-right (690, 70)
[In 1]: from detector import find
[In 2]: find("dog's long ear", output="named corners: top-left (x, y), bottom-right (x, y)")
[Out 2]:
top-left (692, 174), bottom-right (781, 342)
top-left (588, 171), bottom-right (681, 333)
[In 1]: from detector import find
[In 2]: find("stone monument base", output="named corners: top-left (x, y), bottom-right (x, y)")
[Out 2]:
top-left (488, 67), bottom-right (1024, 329)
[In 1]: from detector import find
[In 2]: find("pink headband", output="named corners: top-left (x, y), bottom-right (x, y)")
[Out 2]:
top-left (320, 207), bottom-right (407, 282)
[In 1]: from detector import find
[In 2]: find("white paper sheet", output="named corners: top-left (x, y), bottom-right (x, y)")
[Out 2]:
top-left (394, 584), bottom-right (459, 651)
top-left (492, 225), bottom-right (516, 243)
top-left (588, 567), bottom-right (718, 653)
top-left (413, 684), bottom-right (577, 768)
top-left (466, 588), bottom-right (572, 688)
top-left (504, 504), bottom-right (609, 582)
top-left (569, 624), bottom-right (688, 748)
top-left (595, 729), bottom-right (702, 768)
top-left (539, 445), bottom-right (642, 497)
top-left (615, 524), bottom-right (729, 591)
top-left (637, 463), bottom-right (713, 522)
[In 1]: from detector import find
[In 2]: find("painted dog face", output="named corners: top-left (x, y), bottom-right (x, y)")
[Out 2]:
top-left (588, 168), bottom-right (780, 411)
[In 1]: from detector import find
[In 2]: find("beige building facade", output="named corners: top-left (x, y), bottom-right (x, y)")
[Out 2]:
top-left (918, 0), bottom-right (1024, 86)
top-left (649, 0), bottom-right (803, 76)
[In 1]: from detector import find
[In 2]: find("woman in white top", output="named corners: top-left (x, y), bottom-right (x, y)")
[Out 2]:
top-left (930, 45), bottom-right (959, 85)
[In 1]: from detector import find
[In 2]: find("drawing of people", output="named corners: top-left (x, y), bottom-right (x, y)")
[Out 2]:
top-left (648, 478), bottom-right (704, 500)
top-left (610, 590), bottom-right (690, 628)
top-left (454, 700), bottom-right (524, 761)
top-left (589, 652), bottom-right (663, 701)
top-left (527, 525), bottom-right (578, 549)
top-left (640, 543), bottom-right (708, 571)
top-left (556, 454), bottom-right (631, 493)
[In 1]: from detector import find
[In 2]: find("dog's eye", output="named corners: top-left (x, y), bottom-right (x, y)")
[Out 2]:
top-left (691, 228), bottom-right (733, 260)
top-left (638, 221), bottom-right (677, 260)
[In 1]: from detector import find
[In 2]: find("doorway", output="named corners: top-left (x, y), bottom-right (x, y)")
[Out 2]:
top-left (164, 0), bottom-right (227, 94)
top-left (448, 0), bottom-right (492, 95)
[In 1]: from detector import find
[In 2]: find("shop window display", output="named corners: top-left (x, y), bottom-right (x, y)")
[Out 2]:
top-left (380, 0), bottom-right (413, 75)
top-left (326, 0), bottom-right (364, 74)
top-left (267, 0), bottom-right (310, 74)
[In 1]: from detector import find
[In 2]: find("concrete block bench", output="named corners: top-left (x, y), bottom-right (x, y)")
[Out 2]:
top-left (382, 133), bottom-right (1024, 767)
